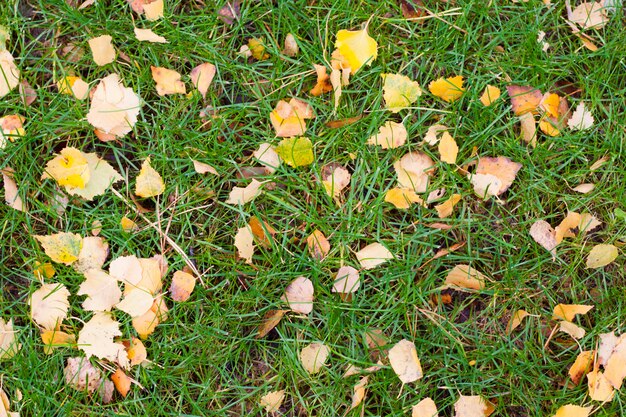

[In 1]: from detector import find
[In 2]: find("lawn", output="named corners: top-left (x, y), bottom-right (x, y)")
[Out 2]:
top-left (0, 0), bottom-right (625, 416)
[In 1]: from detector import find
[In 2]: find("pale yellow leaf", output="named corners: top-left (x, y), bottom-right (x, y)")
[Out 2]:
top-left (552, 304), bottom-right (594, 321)
top-left (41, 147), bottom-right (90, 189)
top-left (300, 342), bottom-right (330, 374)
top-left (109, 255), bottom-right (143, 286)
top-left (350, 376), bottom-right (368, 410)
top-left (283, 33), bottom-right (298, 57)
top-left (260, 390), bottom-right (285, 413)
top-left (506, 309), bottom-right (530, 334)
top-left (323, 166), bottom-right (351, 197)
top-left (88, 35), bottom-right (116, 66)
top-left (519, 112), bottom-right (537, 147)
top-left (0, 319), bottom-right (20, 360)
top-left (143, 0), bottom-right (164, 20)
top-left (134, 27), bottom-right (168, 43)
top-left (225, 179), bottom-right (262, 204)
top-left (151, 66), bottom-right (185, 96)
top-left (190, 63), bottom-right (216, 99)
top-left (41, 329), bottom-right (75, 354)
top-left (253, 142), bottom-right (280, 174)
top-left (78, 312), bottom-right (129, 368)
top-left (438, 132), bottom-right (458, 164)
top-left (86, 74), bottom-right (141, 138)
top-left (191, 159), bottom-right (218, 175)
top-left (2, 168), bottom-right (25, 211)
top-left (529, 220), bottom-right (557, 256)
top-left (135, 157), bottom-right (165, 198)
top-left (423, 124), bottom-right (447, 146)
top-left (552, 405), bottom-right (592, 417)
top-left (0, 50), bottom-right (19, 98)
top-left (368, 121), bottom-right (407, 149)
top-left (454, 395), bottom-right (495, 417)
top-left (282, 276), bottom-right (314, 314)
top-left (559, 320), bottom-right (586, 339)
top-left (307, 230), bottom-right (330, 260)
top-left (355, 242), bottom-right (394, 270)
top-left (586, 244), bottom-right (618, 268)
top-left (394, 151), bottom-right (435, 193)
top-left (270, 99), bottom-right (315, 137)
top-left (389, 339), bottom-right (423, 383)
top-left (587, 369), bottom-right (615, 401)
top-left (569, 1), bottom-right (608, 29)
top-left (170, 270), bottom-right (196, 302)
top-left (381, 73), bottom-right (422, 113)
top-left (78, 269), bottom-right (122, 312)
top-left (29, 283), bottom-right (70, 330)
top-left (234, 226), bottom-right (254, 264)
top-left (75, 236), bottom-right (109, 273)
top-left (412, 398), bottom-right (439, 417)
top-left (573, 183), bottom-right (595, 194)
top-left (445, 264), bottom-right (487, 290)
top-left (435, 194), bottom-right (461, 219)
top-left (568, 102), bottom-right (594, 130)
top-left (116, 288), bottom-right (154, 318)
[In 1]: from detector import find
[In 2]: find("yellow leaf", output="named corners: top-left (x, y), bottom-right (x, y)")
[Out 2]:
top-left (248, 38), bottom-right (269, 60)
top-left (552, 405), bottom-right (592, 417)
top-left (87, 74), bottom-right (141, 138)
top-left (2, 167), bottom-right (25, 212)
top-left (234, 225), bottom-right (254, 264)
top-left (0, 318), bottom-right (21, 360)
top-left (389, 339), bottom-right (423, 383)
top-left (42, 147), bottom-right (90, 189)
top-left (394, 151), bottom-right (435, 193)
top-left (33, 261), bottom-right (55, 281)
top-left (335, 26), bottom-right (377, 74)
top-left (368, 121), bottom-right (407, 149)
top-left (322, 166), bottom-right (351, 197)
top-left (412, 398), bottom-right (439, 417)
top-left (552, 304), bottom-right (593, 321)
top-left (381, 73), bottom-right (422, 113)
top-left (270, 98), bottom-right (315, 137)
top-left (65, 152), bottom-right (122, 201)
top-left (275, 137), bottom-right (314, 167)
top-left (479, 85), bottom-right (500, 106)
top-left (384, 187), bottom-right (424, 209)
top-left (133, 27), bottom-right (167, 43)
top-left (445, 264), bottom-right (487, 290)
top-left (35, 232), bottom-right (83, 265)
top-left (77, 269), bottom-right (122, 312)
top-left (506, 309), bottom-right (530, 334)
top-left (586, 244), bottom-right (618, 268)
top-left (126, 337), bottom-right (148, 366)
top-left (170, 270), bottom-right (196, 302)
top-left (151, 66), bottom-right (186, 96)
top-left (41, 329), bottom-right (75, 354)
top-left (300, 342), bottom-right (330, 374)
top-left (438, 132), bottom-right (458, 164)
top-left (559, 320), bottom-right (586, 339)
top-left (350, 376), bottom-right (368, 410)
top-left (88, 35), bottom-right (116, 66)
top-left (143, 0), bottom-right (164, 20)
top-left (587, 370), bottom-right (615, 401)
top-left (57, 76), bottom-right (89, 100)
top-left (454, 395), bottom-right (495, 417)
top-left (569, 350), bottom-right (594, 385)
top-left (428, 76), bottom-right (464, 103)
top-left (256, 309), bottom-right (287, 339)
top-left (0, 50), bottom-right (20, 98)
top-left (355, 242), bottom-right (394, 270)
top-left (435, 193), bottom-right (461, 218)
top-left (121, 216), bottom-right (139, 232)
top-left (135, 157), bottom-right (165, 198)
top-left (281, 276), bottom-right (314, 314)
top-left (471, 156), bottom-right (522, 198)
top-left (78, 312), bottom-right (129, 368)
top-left (260, 390), bottom-right (285, 413)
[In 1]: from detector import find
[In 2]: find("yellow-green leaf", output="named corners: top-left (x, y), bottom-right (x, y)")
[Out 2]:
top-left (586, 244), bottom-right (619, 268)
top-left (275, 137), bottom-right (314, 167)
top-left (35, 232), bottom-right (83, 265)
top-left (381, 74), bottom-right (422, 113)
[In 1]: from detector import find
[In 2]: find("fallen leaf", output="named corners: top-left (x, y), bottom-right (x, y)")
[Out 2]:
top-left (67, 152), bottom-right (123, 200)
top-left (559, 321), bottom-right (586, 339)
top-left (435, 194), bottom-right (461, 218)
top-left (143, 0), bottom-right (164, 20)
top-left (356, 242), bottom-right (394, 270)
top-left (111, 368), bottom-right (131, 397)
top-left (270, 98), bottom-right (315, 137)
top-left (454, 395), bottom-right (495, 417)
top-left (191, 159), bottom-right (218, 175)
top-left (518, 112), bottom-right (537, 147)
top-left (136, 157), bottom-right (165, 198)
top-left (428, 76), bottom-right (464, 103)
top-left (282, 276), bottom-right (314, 314)
top-left (555, 212), bottom-right (601, 243)
top-left (41, 329), bottom-right (75, 354)
top-left (234, 226), bottom-right (254, 264)
top-left (401, 0), bottom-right (427, 19)
top-left (604, 342), bottom-right (626, 389)
top-left (248, 216), bottom-right (275, 247)
top-left (64, 357), bottom-right (104, 393)
top-left (389, 339), bottom-right (423, 383)
top-left (225, 179), bottom-right (263, 204)
top-left (552, 405), bottom-right (592, 417)
top-left (170, 270), bottom-right (196, 302)
top-left (275, 137), bottom-right (314, 167)
top-left (58, 76), bottom-right (90, 100)
top-left (350, 376), bottom-right (368, 410)
top-left (307, 230), bottom-right (330, 260)
top-left (283, 33), bottom-right (298, 57)
top-left (109, 255), bottom-right (143, 286)
top-left (586, 244), bottom-right (618, 268)
top-left (445, 264), bottom-right (487, 290)
top-left (253, 142), bottom-right (281, 174)
top-left (33, 261), bottom-right (56, 281)
top-left (2, 168), bottom-right (25, 211)
top-left (256, 309), bottom-right (287, 338)
top-left (335, 25), bottom-right (377, 74)
top-left (217, 0), bottom-right (240, 24)
top-left (569, 350), bottom-right (594, 384)
top-left (248, 38), bottom-right (269, 60)
top-left (310, 64), bottom-right (333, 96)
top-left (88, 35), bottom-right (116, 66)
top-left (552, 304), bottom-right (594, 321)
top-left (30, 283), bottom-right (71, 330)
top-left (438, 132), bottom-right (458, 164)
top-left (368, 121), bottom-right (407, 149)
top-left (587, 369), bottom-right (614, 401)
top-left (529, 220), bottom-right (558, 256)
top-left (75, 236), bottom-right (109, 273)
top-left (19, 79), bottom-right (37, 105)
top-left (322, 166), bottom-right (351, 197)
top-left (0, 318), bottom-right (20, 360)
top-left (0, 114), bottom-right (25, 149)
top-left (597, 332), bottom-right (620, 366)
top-left (332, 266), bottom-right (360, 294)
top-left (77, 312), bottom-right (129, 368)
top-left (190, 62), bottom-right (216, 99)
top-left (78, 269), bottom-right (122, 311)
top-left (385, 188), bottom-right (425, 209)
top-left (126, 337), bottom-right (148, 366)
top-left (412, 397), bottom-right (439, 417)
top-left (115, 288), bottom-right (155, 318)
top-left (35, 232), bottom-right (83, 265)
top-left (41, 147), bottom-right (90, 189)
top-left (573, 183), bottom-right (595, 194)
top-left (506, 85), bottom-right (543, 115)
top-left (569, 1), bottom-right (608, 29)
top-left (568, 102), bottom-right (594, 130)
top-left (121, 216), bottom-right (138, 233)
top-left (394, 151), bottom-right (435, 193)
top-left (507, 309), bottom-right (530, 333)
top-left (381, 73), bottom-right (422, 112)
top-left (471, 156), bottom-right (522, 198)
top-left (423, 124), bottom-right (447, 146)
top-left (151, 66), bottom-right (186, 96)
top-left (86, 74), bottom-right (141, 138)
top-left (134, 27), bottom-right (168, 43)
top-left (479, 85), bottom-right (500, 106)
top-left (300, 342), bottom-right (330, 374)
top-left (0, 50), bottom-right (19, 97)
top-left (260, 390), bottom-right (285, 413)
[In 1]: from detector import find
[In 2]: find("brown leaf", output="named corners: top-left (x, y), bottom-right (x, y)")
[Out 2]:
top-left (217, 0), bottom-right (241, 25)
top-left (249, 216), bottom-right (276, 247)
top-left (445, 264), bottom-right (487, 290)
top-left (325, 115), bottom-right (362, 129)
top-left (506, 85), bottom-right (542, 115)
top-left (256, 309), bottom-right (287, 338)
top-left (400, 0), bottom-right (427, 19)
top-left (506, 309), bottom-right (530, 334)
top-left (529, 220), bottom-right (557, 257)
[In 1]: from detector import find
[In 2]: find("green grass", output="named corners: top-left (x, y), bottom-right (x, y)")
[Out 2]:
top-left (1, 0), bottom-right (625, 415)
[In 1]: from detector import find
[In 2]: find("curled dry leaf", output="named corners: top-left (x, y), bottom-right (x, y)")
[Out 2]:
top-left (111, 368), bottom-right (131, 398)
top-left (428, 76), bottom-right (464, 103)
top-left (283, 33), bottom-right (298, 57)
top-left (368, 121), bottom-right (407, 149)
top-left (151, 66), bottom-right (186, 96)
top-left (381, 73), bottom-right (422, 113)
top-left (2, 168), bottom-right (25, 212)
top-left (569, 350), bottom-right (594, 384)
top-left (226, 179), bottom-right (263, 204)
top-left (0, 50), bottom-right (19, 97)
top-left (270, 98), bottom-right (315, 137)
top-left (307, 230), bottom-right (330, 260)
top-left (445, 264), bottom-right (487, 290)
top-left (88, 35), bottom-right (116, 66)
top-left (310, 64), bottom-right (333, 96)
top-left (479, 85), bottom-right (500, 106)
top-left (247, 38), bottom-right (269, 60)
top-left (394, 151), bottom-right (435, 193)
top-left (555, 211), bottom-right (601, 243)
top-left (0, 114), bottom-right (25, 149)
top-left (389, 339), bottom-right (423, 383)
top-left (454, 395), bottom-right (495, 417)
top-left (170, 270), bottom-right (196, 302)
top-left (256, 309), bottom-right (287, 338)
top-left (471, 156), bottom-right (522, 198)
top-left (552, 405), bottom-right (592, 417)
top-left (253, 142), bottom-right (280, 174)
top-left (300, 342), bottom-right (330, 374)
top-left (86, 74), bottom-right (141, 138)
top-left (412, 397), bottom-right (439, 417)
top-left (134, 28), bottom-right (167, 43)
top-left (275, 137), bottom-right (314, 167)
top-left (78, 269), bottom-right (121, 312)
top-left (234, 226), bottom-right (254, 264)
top-left (335, 25), bottom-right (377, 74)
top-left (552, 304), bottom-right (593, 321)
top-left (385, 188), bottom-right (425, 209)
top-left (0, 318), bottom-right (20, 360)
top-left (350, 376), bottom-right (368, 410)
top-left (587, 369), bottom-right (614, 401)
top-left (506, 309), bottom-right (530, 334)
top-left (282, 276), bottom-right (314, 314)
top-left (356, 242), bottom-right (394, 270)
top-left (559, 321), bottom-right (586, 339)
top-left (586, 244), bottom-right (618, 268)
top-left (78, 312), bottom-right (129, 368)
top-left (529, 220), bottom-right (557, 257)
top-left (332, 266), bottom-right (360, 294)
top-left (136, 157), bottom-right (165, 198)
top-left (435, 194), bottom-right (461, 219)
top-left (322, 166), bottom-right (351, 198)
top-left (190, 63), bottom-right (216, 99)
top-left (260, 390), bottom-right (285, 413)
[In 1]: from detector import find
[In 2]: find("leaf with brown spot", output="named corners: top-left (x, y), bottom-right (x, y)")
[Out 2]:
top-left (569, 350), bottom-right (594, 384)
top-left (170, 270), bottom-right (196, 302)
